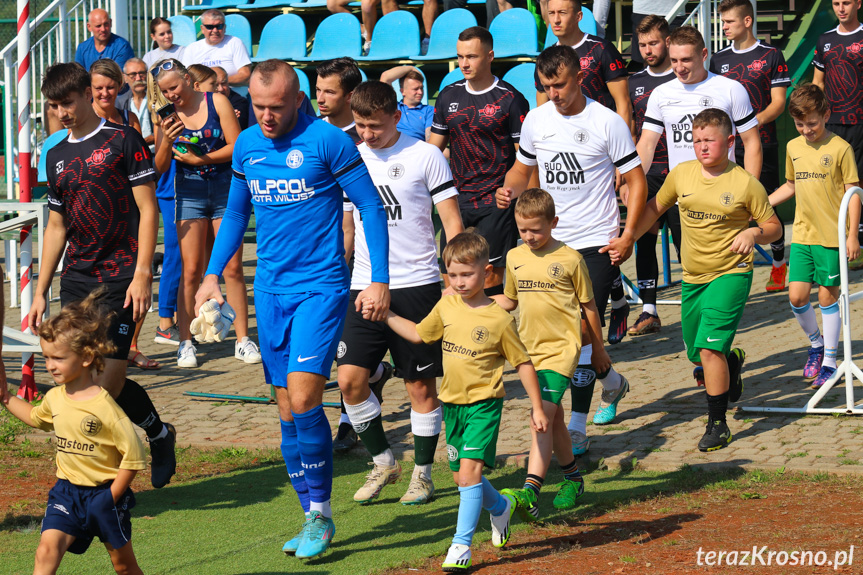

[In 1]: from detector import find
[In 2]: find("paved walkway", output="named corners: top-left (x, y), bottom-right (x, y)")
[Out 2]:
top-left (9, 231), bottom-right (863, 474)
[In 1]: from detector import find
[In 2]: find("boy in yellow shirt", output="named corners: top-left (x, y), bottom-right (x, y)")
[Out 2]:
top-left (2, 289), bottom-right (147, 574)
top-left (368, 232), bottom-right (547, 572)
top-left (604, 108), bottom-right (781, 451)
top-left (768, 84), bottom-right (861, 388)
top-left (492, 188), bottom-right (611, 520)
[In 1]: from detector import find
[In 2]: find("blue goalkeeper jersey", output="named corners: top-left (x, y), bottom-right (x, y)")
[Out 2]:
top-left (206, 112), bottom-right (389, 294)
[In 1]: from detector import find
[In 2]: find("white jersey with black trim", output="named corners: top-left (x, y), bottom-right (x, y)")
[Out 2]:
top-left (346, 134), bottom-right (458, 289)
top-left (642, 72), bottom-right (757, 170)
top-left (517, 99), bottom-right (640, 249)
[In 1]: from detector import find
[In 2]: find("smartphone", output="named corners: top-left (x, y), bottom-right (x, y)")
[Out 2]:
top-left (156, 103), bottom-right (176, 120)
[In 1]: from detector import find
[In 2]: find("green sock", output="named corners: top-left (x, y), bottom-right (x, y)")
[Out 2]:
top-left (356, 415), bottom-right (390, 456)
top-left (414, 433), bottom-right (439, 466)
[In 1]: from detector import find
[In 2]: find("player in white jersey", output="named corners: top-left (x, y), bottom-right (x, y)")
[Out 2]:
top-left (637, 26), bottom-right (762, 178)
top-left (339, 81), bottom-right (464, 505)
top-left (496, 45), bottom-right (647, 453)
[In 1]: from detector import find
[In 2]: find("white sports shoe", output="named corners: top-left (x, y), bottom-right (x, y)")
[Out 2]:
top-left (177, 340), bottom-right (198, 368)
top-left (490, 492), bottom-right (515, 548)
top-left (353, 461), bottom-right (401, 503)
top-left (442, 543), bottom-right (471, 572)
top-left (235, 337), bottom-right (262, 364)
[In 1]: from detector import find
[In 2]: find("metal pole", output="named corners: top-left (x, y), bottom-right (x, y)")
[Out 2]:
top-left (17, 0), bottom-right (37, 401)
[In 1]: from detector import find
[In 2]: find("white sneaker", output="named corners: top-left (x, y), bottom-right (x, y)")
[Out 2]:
top-left (490, 492), bottom-right (515, 548)
top-left (177, 340), bottom-right (198, 368)
top-left (399, 472), bottom-right (435, 505)
top-left (442, 543), bottom-right (471, 572)
top-left (353, 461), bottom-right (401, 503)
top-left (235, 337), bottom-right (262, 364)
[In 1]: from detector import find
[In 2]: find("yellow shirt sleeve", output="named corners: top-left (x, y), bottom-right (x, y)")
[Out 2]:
top-left (416, 301), bottom-right (444, 344)
top-left (503, 253), bottom-right (518, 301)
top-left (497, 318), bottom-right (531, 368)
top-left (572, 257), bottom-right (594, 304)
top-left (746, 178), bottom-right (775, 224)
top-left (839, 144), bottom-right (860, 185)
top-left (29, 389), bottom-right (56, 432)
top-left (112, 415), bottom-right (147, 471)
top-left (785, 146), bottom-right (794, 183)
top-left (655, 168), bottom-right (679, 209)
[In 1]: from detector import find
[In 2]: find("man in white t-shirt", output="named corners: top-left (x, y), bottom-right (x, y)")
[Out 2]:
top-left (181, 9), bottom-right (251, 86)
top-left (637, 26), bottom-right (762, 177)
top-left (496, 44), bottom-right (646, 453)
top-left (339, 81), bottom-right (464, 505)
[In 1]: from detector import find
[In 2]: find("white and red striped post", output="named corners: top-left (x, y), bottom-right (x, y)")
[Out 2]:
top-left (16, 0), bottom-right (37, 401)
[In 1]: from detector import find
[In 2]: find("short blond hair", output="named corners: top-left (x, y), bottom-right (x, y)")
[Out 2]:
top-left (442, 232), bottom-right (489, 267)
top-left (515, 188), bottom-right (556, 221)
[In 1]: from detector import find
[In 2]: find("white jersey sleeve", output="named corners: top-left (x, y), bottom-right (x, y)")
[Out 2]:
top-left (516, 109), bottom-right (538, 166)
top-left (424, 146), bottom-right (459, 204)
top-left (607, 114), bottom-right (641, 175)
top-left (729, 80), bottom-right (758, 133)
top-left (642, 89), bottom-right (665, 135)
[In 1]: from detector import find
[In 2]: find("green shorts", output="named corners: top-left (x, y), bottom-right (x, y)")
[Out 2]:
top-left (789, 244), bottom-right (841, 287)
top-left (538, 369), bottom-right (569, 404)
top-left (443, 397), bottom-right (503, 472)
top-left (681, 272), bottom-right (752, 363)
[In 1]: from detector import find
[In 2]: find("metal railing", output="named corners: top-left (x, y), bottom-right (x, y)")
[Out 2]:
top-left (1, 0), bottom-right (184, 199)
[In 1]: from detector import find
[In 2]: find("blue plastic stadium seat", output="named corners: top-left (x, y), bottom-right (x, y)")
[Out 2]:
top-left (437, 68), bottom-right (464, 95)
top-left (502, 63), bottom-right (537, 109)
top-left (226, 14), bottom-right (253, 56)
top-left (37, 130), bottom-right (68, 183)
top-left (394, 72), bottom-right (429, 106)
top-left (414, 9), bottom-right (477, 61)
top-left (489, 8), bottom-right (539, 57)
top-left (235, 0), bottom-right (296, 9)
top-left (168, 15), bottom-right (197, 46)
top-left (294, 13), bottom-right (362, 61)
top-left (183, 0), bottom-right (241, 12)
top-left (252, 14), bottom-right (307, 61)
top-left (289, 0), bottom-right (329, 6)
top-left (357, 11), bottom-right (420, 61)
top-left (296, 68), bottom-right (311, 98)
top-left (544, 7), bottom-right (597, 48)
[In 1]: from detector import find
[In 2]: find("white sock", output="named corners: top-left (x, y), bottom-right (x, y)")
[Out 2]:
top-left (611, 296), bottom-right (628, 309)
top-left (822, 302), bottom-right (841, 369)
top-left (791, 302), bottom-right (824, 348)
top-left (773, 258), bottom-right (786, 268)
top-left (310, 500), bottom-right (332, 518)
top-left (344, 393), bottom-right (382, 428)
top-left (568, 411), bottom-right (588, 435)
top-left (642, 303), bottom-right (658, 316)
top-left (410, 407), bottom-right (443, 436)
top-left (339, 413), bottom-right (351, 425)
top-left (414, 463), bottom-right (433, 480)
top-left (152, 424), bottom-right (169, 441)
top-left (599, 367), bottom-right (622, 391)
top-left (368, 362), bottom-right (385, 383)
top-left (373, 449), bottom-right (396, 467)
top-left (579, 344), bottom-right (592, 365)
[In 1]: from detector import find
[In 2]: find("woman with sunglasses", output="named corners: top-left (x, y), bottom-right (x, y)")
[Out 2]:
top-left (144, 17), bottom-right (185, 69)
top-left (90, 60), bottom-right (161, 371)
top-left (152, 59), bottom-right (260, 368)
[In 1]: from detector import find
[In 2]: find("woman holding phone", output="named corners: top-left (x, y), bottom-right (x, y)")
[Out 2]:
top-left (151, 58), bottom-right (260, 368)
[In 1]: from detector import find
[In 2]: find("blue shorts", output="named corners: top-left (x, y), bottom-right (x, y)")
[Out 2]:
top-left (256, 289), bottom-right (350, 386)
top-left (175, 168), bottom-right (231, 221)
top-left (42, 479), bottom-right (136, 554)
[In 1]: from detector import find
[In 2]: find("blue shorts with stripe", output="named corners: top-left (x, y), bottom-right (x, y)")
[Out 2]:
top-left (255, 289), bottom-right (350, 386)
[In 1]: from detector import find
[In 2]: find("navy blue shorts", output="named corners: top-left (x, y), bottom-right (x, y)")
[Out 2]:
top-left (175, 168), bottom-right (231, 221)
top-left (42, 479), bottom-right (136, 554)
top-left (256, 289), bottom-right (350, 386)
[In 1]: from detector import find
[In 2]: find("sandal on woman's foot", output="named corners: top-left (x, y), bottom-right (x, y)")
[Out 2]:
top-left (128, 349), bottom-right (161, 370)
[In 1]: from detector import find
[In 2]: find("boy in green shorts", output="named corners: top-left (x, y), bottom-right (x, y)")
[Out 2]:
top-left (492, 188), bottom-right (611, 520)
top-left (768, 83), bottom-right (861, 388)
top-left (369, 232), bottom-right (547, 572)
top-left (603, 108), bottom-right (782, 452)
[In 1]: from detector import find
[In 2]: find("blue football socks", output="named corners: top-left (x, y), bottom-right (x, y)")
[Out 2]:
top-left (280, 418), bottom-right (310, 513)
top-left (453, 483), bottom-right (483, 546)
top-left (292, 406), bottom-right (334, 515)
top-left (481, 476), bottom-right (508, 515)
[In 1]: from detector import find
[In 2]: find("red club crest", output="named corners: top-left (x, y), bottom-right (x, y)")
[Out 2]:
top-left (580, 56), bottom-right (592, 70)
top-left (480, 104), bottom-right (500, 117)
top-left (749, 59), bottom-right (765, 71)
top-left (86, 148), bottom-right (111, 166)
top-left (850, 42), bottom-right (863, 53)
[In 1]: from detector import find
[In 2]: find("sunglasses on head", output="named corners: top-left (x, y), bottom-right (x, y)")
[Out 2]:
top-left (151, 60), bottom-right (177, 78)
top-left (203, 23), bottom-right (225, 30)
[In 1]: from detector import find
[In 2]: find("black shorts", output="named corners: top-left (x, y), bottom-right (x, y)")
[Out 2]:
top-left (577, 246), bottom-right (622, 325)
top-left (829, 124), bottom-right (863, 176)
top-left (60, 280), bottom-right (134, 360)
top-left (42, 479), bottom-right (136, 554)
top-left (337, 283), bottom-right (443, 380)
top-left (735, 143), bottom-right (780, 192)
top-left (442, 203), bottom-right (518, 269)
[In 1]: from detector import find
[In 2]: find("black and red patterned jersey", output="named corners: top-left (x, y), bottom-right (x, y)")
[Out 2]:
top-left (46, 120), bottom-right (158, 283)
top-left (534, 34), bottom-right (628, 111)
top-left (431, 78), bottom-right (529, 209)
top-left (709, 41), bottom-right (790, 145)
top-left (814, 25), bottom-right (863, 125)
top-left (629, 67), bottom-right (675, 177)
top-left (323, 116), bottom-right (362, 145)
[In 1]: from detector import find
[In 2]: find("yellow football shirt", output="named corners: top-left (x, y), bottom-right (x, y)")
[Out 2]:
top-left (504, 241), bottom-right (594, 376)
top-left (416, 296), bottom-right (531, 405)
top-left (786, 133), bottom-right (859, 248)
top-left (30, 386), bottom-right (146, 486)
top-left (656, 160), bottom-right (775, 284)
